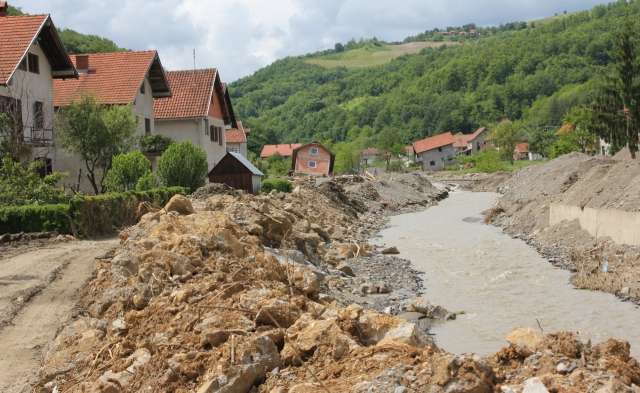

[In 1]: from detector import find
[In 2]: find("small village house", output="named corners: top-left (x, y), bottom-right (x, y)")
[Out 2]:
top-left (360, 147), bottom-right (380, 166)
top-left (53, 50), bottom-right (171, 191)
top-left (454, 127), bottom-right (488, 155)
top-left (513, 142), bottom-right (530, 161)
top-left (0, 5), bottom-right (77, 171)
top-left (260, 143), bottom-right (302, 159)
top-left (413, 132), bottom-right (457, 171)
top-left (226, 120), bottom-right (249, 157)
top-left (291, 142), bottom-right (335, 176)
top-left (154, 69), bottom-right (237, 172)
top-left (208, 151), bottom-right (263, 194)
top-left (404, 145), bottom-right (416, 162)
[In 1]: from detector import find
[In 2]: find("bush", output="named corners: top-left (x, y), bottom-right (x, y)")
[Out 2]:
top-left (139, 134), bottom-right (173, 154)
top-left (261, 178), bottom-right (292, 193)
top-left (387, 160), bottom-right (405, 172)
top-left (157, 142), bottom-right (208, 192)
top-left (458, 149), bottom-right (510, 173)
top-left (135, 172), bottom-right (159, 191)
top-left (0, 157), bottom-right (69, 205)
top-left (0, 204), bottom-right (71, 234)
top-left (104, 151), bottom-right (152, 192)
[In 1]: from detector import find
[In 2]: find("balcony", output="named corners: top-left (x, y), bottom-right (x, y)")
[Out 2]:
top-left (23, 127), bottom-right (54, 147)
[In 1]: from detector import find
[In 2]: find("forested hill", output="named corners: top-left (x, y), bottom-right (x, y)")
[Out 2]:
top-left (7, 5), bottom-right (124, 54)
top-left (230, 0), bottom-right (640, 156)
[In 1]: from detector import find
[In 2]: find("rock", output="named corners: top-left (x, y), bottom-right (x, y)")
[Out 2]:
top-left (408, 298), bottom-right (451, 320)
top-left (290, 266), bottom-right (322, 297)
top-left (201, 330), bottom-right (230, 348)
top-left (164, 195), bottom-right (195, 215)
top-left (506, 328), bottom-right (543, 351)
top-left (336, 262), bottom-right (355, 277)
top-left (522, 377), bottom-right (550, 393)
top-left (110, 318), bottom-right (127, 335)
top-left (111, 252), bottom-right (139, 278)
top-left (255, 299), bottom-right (301, 328)
top-left (378, 322), bottom-right (431, 348)
top-left (621, 287), bottom-right (631, 296)
top-left (381, 246), bottom-right (400, 255)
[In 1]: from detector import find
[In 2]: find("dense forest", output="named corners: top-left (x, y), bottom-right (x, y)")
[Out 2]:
top-left (230, 0), bottom-right (640, 160)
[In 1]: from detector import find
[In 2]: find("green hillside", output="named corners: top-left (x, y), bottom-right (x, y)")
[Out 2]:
top-left (230, 1), bottom-right (639, 165)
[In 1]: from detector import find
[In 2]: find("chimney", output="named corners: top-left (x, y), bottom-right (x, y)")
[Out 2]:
top-left (75, 55), bottom-right (90, 73)
top-left (0, 1), bottom-right (8, 17)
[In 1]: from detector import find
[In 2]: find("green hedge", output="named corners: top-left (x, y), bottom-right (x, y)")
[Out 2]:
top-left (0, 204), bottom-right (71, 234)
top-left (261, 178), bottom-right (293, 193)
top-left (0, 187), bottom-right (187, 237)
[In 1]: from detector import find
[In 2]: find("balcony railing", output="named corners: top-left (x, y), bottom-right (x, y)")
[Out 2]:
top-left (23, 127), bottom-right (54, 146)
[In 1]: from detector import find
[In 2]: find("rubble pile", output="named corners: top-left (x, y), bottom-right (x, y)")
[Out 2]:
top-left (35, 176), bottom-right (640, 392)
top-left (489, 153), bottom-right (640, 303)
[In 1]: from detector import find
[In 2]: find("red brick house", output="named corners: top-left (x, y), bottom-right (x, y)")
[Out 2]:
top-left (291, 142), bottom-right (334, 176)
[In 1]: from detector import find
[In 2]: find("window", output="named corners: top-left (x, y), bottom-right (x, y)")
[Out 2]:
top-left (308, 160), bottom-right (317, 168)
top-left (28, 53), bottom-right (39, 74)
top-left (218, 127), bottom-right (223, 146)
top-left (438, 147), bottom-right (442, 152)
top-left (144, 118), bottom-right (151, 134)
top-left (18, 57), bottom-right (27, 71)
top-left (140, 82), bottom-right (146, 95)
top-left (35, 157), bottom-right (52, 177)
top-left (310, 147), bottom-right (319, 155)
top-left (430, 161), bottom-right (436, 166)
top-left (210, 126), bottom-right (216, 142)
top-left (33, 101), bottom-right (43, 129)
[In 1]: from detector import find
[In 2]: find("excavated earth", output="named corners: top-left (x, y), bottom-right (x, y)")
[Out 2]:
top-left (34, 172), bottom-right (640, 393)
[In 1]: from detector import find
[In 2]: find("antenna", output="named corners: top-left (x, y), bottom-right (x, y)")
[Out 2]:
top-left (193, 48), bottom-right (196, 70)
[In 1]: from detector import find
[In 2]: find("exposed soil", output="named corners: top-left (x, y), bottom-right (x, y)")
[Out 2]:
top-left (0, 239), bottom-right (119, 393)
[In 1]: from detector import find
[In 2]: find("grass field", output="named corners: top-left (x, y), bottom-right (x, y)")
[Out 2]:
top-left (305, 41), bottom-right (457, 69)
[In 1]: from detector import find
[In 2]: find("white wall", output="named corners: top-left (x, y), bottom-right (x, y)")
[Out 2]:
top-left (132, 77), bottom-right (155, 135)
top-left (226, 142), bottom-right (247, 157)
top-left (419, 144), bottom-right (456, 171)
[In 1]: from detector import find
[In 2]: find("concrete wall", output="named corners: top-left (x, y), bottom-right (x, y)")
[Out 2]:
top-left (133, 77), bottom-right (155, 135)
top-left (419, 144), bottom-right (456, 171)
top-left (549, 203), bottom-right (640, 246)
top-left (226, 142), bottom-right (247, 157)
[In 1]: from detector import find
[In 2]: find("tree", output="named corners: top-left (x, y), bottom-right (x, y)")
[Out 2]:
top-left (0, 157), bottom-right (67, 205)
top-left (491, 120), bottom-right (521, 163)
top-left (157, 141), bottom-right (208, 191)
top-left (57, 95), bottom-right (136, 194)
top-left (103, 151), bottom-right (152, 192)
top-left (376, 128), bottom-right (404, 170)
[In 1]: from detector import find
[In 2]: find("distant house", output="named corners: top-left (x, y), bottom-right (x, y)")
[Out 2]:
top-left (226, 120), bottom-right (249, 157)
top-left (513, 142), bottom-right (530, 161)
top-left (292, 142), bottom-right (334, 176)
top-left (360, 147), bottom-right (380, 166)
top-left (0, 8), bottom-right (77, 172)
top-left (404, 145), bottom-right (416, 162)
top-left (208, 151), bottom-right (263, 194)
top-left (260, 143), bottom-right (302, 159)
top-left (53, 50), bottom-right (171, 192)
top-left (154, 69), bottom-right (237, 172)
top-left (413, 132), bottom-right (457, 171)
top-left (454, 127), bottom-right (489, 155)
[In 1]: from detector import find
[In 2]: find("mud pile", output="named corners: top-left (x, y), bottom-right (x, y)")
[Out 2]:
top-left (35, 178), bottom-right (640, 393)
top-left (491, 153), bottom-right (640, 303)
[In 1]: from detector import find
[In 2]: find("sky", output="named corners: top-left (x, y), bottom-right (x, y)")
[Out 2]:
top-left (15, 0), bottom-right (610, 82)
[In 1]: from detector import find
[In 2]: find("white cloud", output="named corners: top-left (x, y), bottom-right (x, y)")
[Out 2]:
top-left (14, 0), bottom-right (608, 81)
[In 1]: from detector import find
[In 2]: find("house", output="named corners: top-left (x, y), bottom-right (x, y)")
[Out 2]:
top-left (154, 69), bottom-right (237, 172)
top-left (291, 142), bottom-right (334, 176)
top-left (0, 6), bottom-right (77, 169)
top-left (513, 142), bottom-right (530, 161)
top-left (360, 147), bottom-right (380, 166)
top-left (53, 50), bottom-right (171, 191)
top-left (226, 120), bottom-right (249, 157)
top-left (208, 151), bottom-right (263, 194)
top-left (260, 143), bottom-right (302, 159)
top-left (404, 145), bottom-right (416, 162)
top-left (412, 132), bottom-right (457, 171)
top-left (454, 127), bottom-right (489, 155)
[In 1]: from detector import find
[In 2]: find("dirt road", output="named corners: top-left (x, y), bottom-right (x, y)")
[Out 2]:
top-left (0, 239), bottom-right (119, 393)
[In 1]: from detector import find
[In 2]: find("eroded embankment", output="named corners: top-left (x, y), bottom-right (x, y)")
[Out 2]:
top-left (489, 153), bottom-right (640, 304)
top-left (35, 174), bottom-right (640, 393)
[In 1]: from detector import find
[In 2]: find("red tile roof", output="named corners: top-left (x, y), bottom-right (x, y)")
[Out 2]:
top-left (413, 132), bottom-right (456, 154)
top-left (226, 120), bottom-right (248, 144)
top-left (361, 147), bottom-right (380, 157)
top-left (454, 127), bottom-right (487, 149)
top-left (261, 144), bottom-right (302, 159)
top-left (0, 14), bottom-right (47, 84)
top-left (154, 69), bottom-right (217, 119)
top-left (54, 51), bottom-right (160, 106)
top-left (515, 142), bottom-right (529, 154)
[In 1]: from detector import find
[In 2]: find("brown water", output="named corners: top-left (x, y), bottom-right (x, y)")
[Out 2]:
top-left (375, 191), bottom-right (640, 356)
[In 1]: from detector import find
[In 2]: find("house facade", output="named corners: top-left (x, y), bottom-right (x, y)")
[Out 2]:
top-left (360, 147), bottom-right (380, 166)
top-left (52, 51), bottom-right (171, 192)
top-left (454, 127), bottom-right (488, 155)
top-left (413, 132), bottom-right (457, 171)
top-left (292, 142), bottom-right (334, 176)
top-left (154, 69), bottom-right (237, 172)
top-left (0, 11), bottom-right (77, 168)
top-left (226, 120), bottom-right (249, 157)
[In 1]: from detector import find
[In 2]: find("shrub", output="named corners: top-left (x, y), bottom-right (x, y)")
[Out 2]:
top-left (387, 160), bottom-right (405, 172)
top-left (0, 204), bottom-right (71, 234)
top-left (261, 178), bottom-right (292, 193)
top-left (157, 142), bottom-right (208, 192)
top-left (458, 149), bottom-right (510, 173)
top-left (104, 151), bottom-right (152, 192)
top-left (0, 157), bottom-right (69, 205)
top-left (135, 172), bottom-right (159, 191)
top-left (139, 134), bottom-right (173, 154)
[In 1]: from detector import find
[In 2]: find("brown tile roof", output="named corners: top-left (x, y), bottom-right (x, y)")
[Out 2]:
top-left (226, 124), bottom-right (247, 144)
top-left (54, 51), bottom-right (161, 106)
top-left (0, 14), bottom-right (47, 84)
top-left (413, 132), bottom-right (456, 154)
top-left (261, 144), bottom-right (302, 159)
top-left (454, 127), bottom-right (487, 149)
top-left (515, 142), bottom-right (529, 154)
top-left (154, 69), bottom-right (217, 119)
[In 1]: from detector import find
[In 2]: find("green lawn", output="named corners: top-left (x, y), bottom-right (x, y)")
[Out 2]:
top-left (305, 41), bottom-right (458, 69)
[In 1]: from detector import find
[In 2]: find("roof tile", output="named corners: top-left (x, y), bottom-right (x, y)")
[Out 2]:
top-left (261, 144), bottom-right (302, 158)
top-left (413, 132), bottom-right (456, 154)
top-left (0, 15), bottom-right (47, 85)
top-left (154, 69), bottom-right (216, 119)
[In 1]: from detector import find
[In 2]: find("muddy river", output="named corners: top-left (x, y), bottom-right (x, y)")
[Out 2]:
top-left (375, 191), bottom-right (640, 356)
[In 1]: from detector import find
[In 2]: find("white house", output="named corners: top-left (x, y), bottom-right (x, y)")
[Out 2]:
top-left (0, 8), bottom-right (77, 172)
top-left (413, 132), bottom-right (457, 171)
top-left (226, 120), bottom-right (249, 157)
top-left (153, 69), bottom-right (237, 172)
top-left (454, 127), bottom-right (489, 155)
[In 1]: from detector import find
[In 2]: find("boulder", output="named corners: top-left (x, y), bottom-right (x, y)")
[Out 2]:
top-left (506, 328), bottom-right (544, 351)
top-left (164, 195), bottom-right (195, 215)
top-left (255, 299), bottom-right (302, 328)
top-left (381, 246), bottom-right (400, 255)
top-left (522, 378), bottom-right (550, 393)
top-left (336, 262), bottom-right (355, 277)
top-left (377, 322), bottom-right (431, 348)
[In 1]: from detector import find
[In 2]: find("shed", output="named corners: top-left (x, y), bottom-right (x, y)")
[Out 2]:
top-left (208, 152), bottom-right (264, 194)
